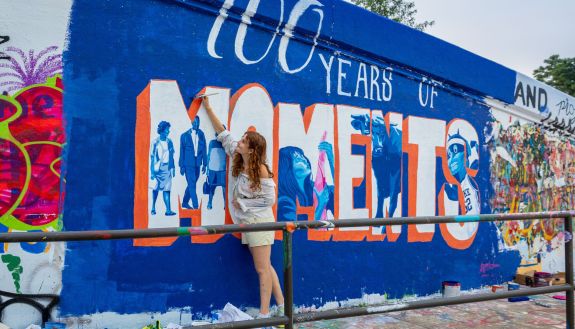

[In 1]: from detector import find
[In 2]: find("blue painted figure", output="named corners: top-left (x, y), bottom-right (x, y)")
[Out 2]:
top-left (150, 121), bottom-right (176, 216)
top-left (179, 116), bottom-right (207, 209)
top-left (206, 131), bottom-right (226, 210)
top-left (277, 144), bottom-right (335, 221)
top-left (445, 131), bottom-right (480, 214)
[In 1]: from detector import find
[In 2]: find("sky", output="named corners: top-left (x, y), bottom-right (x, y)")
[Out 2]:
top-left (411, 0), bottom-right (575, 77)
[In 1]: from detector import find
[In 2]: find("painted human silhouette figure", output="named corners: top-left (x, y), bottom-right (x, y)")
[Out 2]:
top-left (277, 142), bottom-right (335, 221)
top-left (179, 116), bottom-right (207, 209)
top-left (150, 121), bottom-right (176, 216)
top-left (444, 131), bottom-right (480, 215)
top-left (206, 131), bottom-right (226, 209)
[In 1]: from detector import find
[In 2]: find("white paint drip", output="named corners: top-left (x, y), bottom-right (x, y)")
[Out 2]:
top-left (366, 303), bottom-right (407, 313)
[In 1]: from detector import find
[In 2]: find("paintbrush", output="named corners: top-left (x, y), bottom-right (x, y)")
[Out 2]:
top-left (194, 92), bottom-right (219, 99)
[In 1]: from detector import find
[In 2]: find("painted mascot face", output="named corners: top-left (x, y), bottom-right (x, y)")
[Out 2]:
top-left (447, 134), bottom-right (469, 182)
top-left (448, 144), bottom-right (465, 178)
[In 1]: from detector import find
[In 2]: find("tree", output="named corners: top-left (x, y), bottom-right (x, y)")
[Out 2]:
top-left (533, 55), bottom-right (575, 97)
top-left (350, 0), bottom-right (434, 31)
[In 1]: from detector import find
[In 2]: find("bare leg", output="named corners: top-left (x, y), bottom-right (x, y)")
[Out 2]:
top-left (163, 191), bottom-right (171, 212)
top-left (151, 190), bottom-right (159, 214)
top-left (208, 185), bottom-right (215, 209)
top-left (250, 245), bottom-right (273, 315)
top-left (270, 265), bottom-right (284, 306)
top-left (221, 186), bottom-right (226, 209)
top-left (163, 191), bottom-right (175, 215)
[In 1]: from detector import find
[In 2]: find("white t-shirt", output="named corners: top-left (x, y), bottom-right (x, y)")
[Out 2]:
top-left (217, 130), bottom-right (276, 223)
top-left (191, 130), bottom-right (198, 157)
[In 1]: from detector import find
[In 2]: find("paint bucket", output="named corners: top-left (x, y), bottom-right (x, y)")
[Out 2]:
top-left (507, 282), bottom-right (529, 302)
top-left (534, 271), bottom-right (552, 287)
top-left (491, 284), bottom-right (504, 293)
top-left (442, 281), bottom-right (461, 298)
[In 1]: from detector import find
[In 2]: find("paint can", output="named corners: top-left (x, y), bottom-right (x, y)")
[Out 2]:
top-left (442, 281), bottom-right (461, 298)
top-left (508, 282), bottom-right (529, 302)
top-left (491, 284), bottom-right (504, 293)
top-left (534, 271), bottom-right (552, 287)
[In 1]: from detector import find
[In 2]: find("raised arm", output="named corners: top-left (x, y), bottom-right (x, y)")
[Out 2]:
top-left (202, 96), bottom-right (225, 134)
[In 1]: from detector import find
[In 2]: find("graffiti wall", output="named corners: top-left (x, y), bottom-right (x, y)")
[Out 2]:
top-left (0, 0), bottom-right (574, 328)
top-left (0, 0), bottom-right (72, 327)
top-left (490, 112), bottom-right (575, 273)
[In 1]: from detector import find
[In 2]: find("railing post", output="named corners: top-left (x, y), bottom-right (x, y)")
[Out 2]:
top-left (283, 229), bottom-right (294, 329)
top-left (566, 215), bottom-right (574, 329)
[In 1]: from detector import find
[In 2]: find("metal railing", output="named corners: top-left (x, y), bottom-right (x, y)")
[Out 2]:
top-left (1, 211), bottom-right (574, 329)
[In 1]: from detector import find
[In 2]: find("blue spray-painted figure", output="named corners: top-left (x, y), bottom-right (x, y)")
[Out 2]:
top-left (179, 116), bottom-right (207, 209)
top-left (206, 130), bottom-right (226, 210)
top-left (150, 121), bottom-right (176, 216)
top-left (277, 143), bottom-right (335, 221)
top-left (445, 131), bottom-right (480, 214)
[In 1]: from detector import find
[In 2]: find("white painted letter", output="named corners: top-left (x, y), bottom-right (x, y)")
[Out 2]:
top-left (370, 65), bottom-right (381, 101)
top-left (337, 105), bottom-right (371, 231)
top-left (337, 58), bottom-right (352, 97)
top-left (319, 54), bottom-right (334, 94)
top-left (207, 0), bottom-right (235, 59)
top-left (235, 0), bottom-right (284, 64)
top-left (404, 116), bottom-right (446, 242)
top-left (381, 68), bottom-right (392, 101)
top-left (354, 62), bottom-right (368, 98)
top-left (278, 0), bottom-right (324, 73)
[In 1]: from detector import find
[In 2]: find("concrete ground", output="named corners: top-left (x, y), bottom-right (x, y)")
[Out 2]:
top-left (296, 294), bottom-right (568, 328)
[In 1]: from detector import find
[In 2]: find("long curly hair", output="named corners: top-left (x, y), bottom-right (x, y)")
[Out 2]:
top-left (231, 131), bottom-right (273, 190)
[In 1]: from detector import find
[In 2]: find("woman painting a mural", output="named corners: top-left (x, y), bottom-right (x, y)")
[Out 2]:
top-left (150, 121), bottom-right (176, 216)
top-left (201, 96), bottom-right (285, 321)
top-left (277, 141), bottom-right (335, 222)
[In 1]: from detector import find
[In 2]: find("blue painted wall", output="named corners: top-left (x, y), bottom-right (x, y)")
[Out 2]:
top-left (61, 0), bottom-right (520, 316)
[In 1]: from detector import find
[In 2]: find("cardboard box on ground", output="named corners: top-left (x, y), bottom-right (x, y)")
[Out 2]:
top-left (514, 271), bottom-right (566, 286)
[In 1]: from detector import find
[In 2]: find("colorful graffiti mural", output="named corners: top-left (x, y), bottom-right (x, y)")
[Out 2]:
top-left (0, 60), bottom-right (65, 235)
top-left (0, 74), bottom-right (65, 229)
top-left (0, 1), bottom-right (70, 326)
top-left (490, 120), bottom-right (575, 269)
top-left (0, 65), bottom-right (65, 326)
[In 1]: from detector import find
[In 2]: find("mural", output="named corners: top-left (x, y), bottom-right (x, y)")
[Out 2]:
top-left (62, 0), bottom-right (519, 323)
top-left (490, 120), bottom-right (575, 271)
top-left (0, 58), bottom-right (66, 327)
top-left (0, 0), bottom-right (71, 327)
top-left (134, 82), bottom-right (485, 246)
top-left (0, 0), bottom-right (573, 328)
